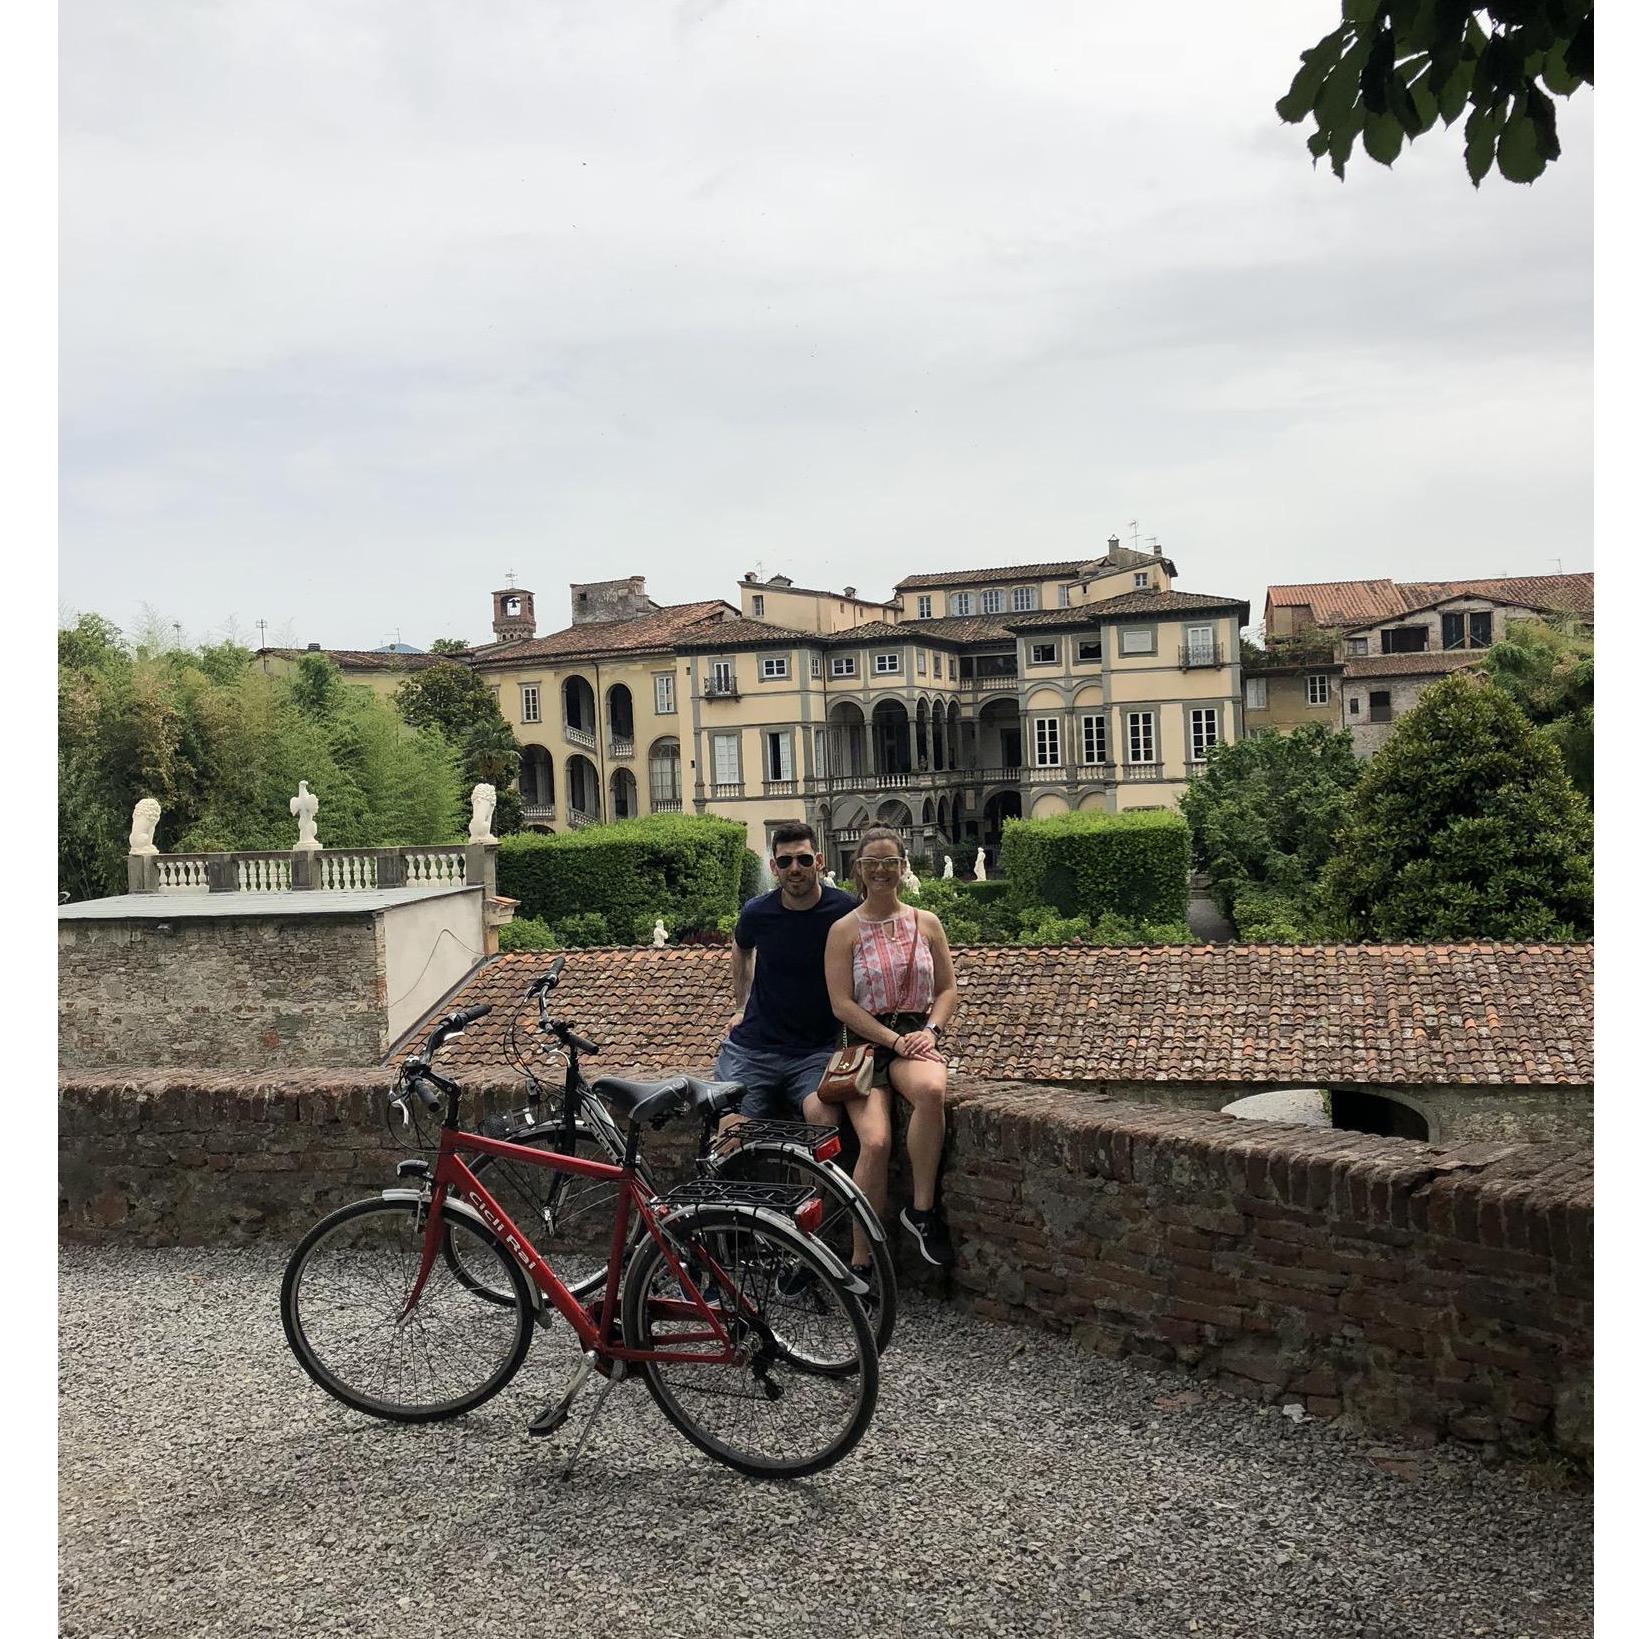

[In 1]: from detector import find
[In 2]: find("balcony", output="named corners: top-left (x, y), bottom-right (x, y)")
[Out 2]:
top-left (566, 806), bottom-right (597, 828)
top-left (651, 796), bottom-right (684, 813)
top-left (765, 779), bottom-right (798, 797)
top-left (608, 736), bottom-right (635, 760)
top-left (711, 782), bottom-right (744, 798)
top-left (1122, 763), bottom-right (1165, 782)
top-left (1074, 762), bottom-right (1111, 783)
top-left (520, 802), bottom-right (556, 824)
top-left (1179, 641), bottom-right (1224, 670)
top-left (563, 723), bottom-right (596, 751)
top-left (957, 673), bottom-right (1021, 693)
top-left (704, 677), bottom-right (740, 700)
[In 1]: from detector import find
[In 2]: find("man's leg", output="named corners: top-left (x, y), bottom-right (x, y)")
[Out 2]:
top-left (714, 1040), bottom-right (788, 1124)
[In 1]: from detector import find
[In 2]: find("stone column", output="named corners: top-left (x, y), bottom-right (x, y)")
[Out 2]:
top-left (206, 855), bottom-right (238, 893)
top-left (126, 855), bottom-right (159, 894)
top-left (290, 850), bottom-right (319, 891)
top-left (465, 842), bottom-right (499, 896)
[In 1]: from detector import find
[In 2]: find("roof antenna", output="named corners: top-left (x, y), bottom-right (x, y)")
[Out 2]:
top-left (1553, 557), bottom-right (1563, 575)
top-left (256, 618), bottom-right (268, 649)
top-left (1127, 519), bottom-right (1140, 552)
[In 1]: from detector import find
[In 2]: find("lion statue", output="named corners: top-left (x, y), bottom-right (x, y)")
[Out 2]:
top-left (468, 783), bottom-right (499, 845)
top-left (129, 797), bottom-right (162, 856)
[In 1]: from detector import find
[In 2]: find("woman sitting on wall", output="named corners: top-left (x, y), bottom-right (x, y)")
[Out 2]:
top-left (823, 824), bottom-right (959, 1269)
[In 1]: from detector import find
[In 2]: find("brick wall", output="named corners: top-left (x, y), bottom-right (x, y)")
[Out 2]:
top-left (59, 1071), bottom-right (1592, 1461)
top-left (58, 916), bottom-right (388, 1070)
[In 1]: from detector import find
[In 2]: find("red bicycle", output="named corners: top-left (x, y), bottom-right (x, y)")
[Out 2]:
top-left (280, 1003), bottom-right (879, 1479)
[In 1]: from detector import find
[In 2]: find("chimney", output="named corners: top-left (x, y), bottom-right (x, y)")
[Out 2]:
top-left (843, 586), bottom-right (856, 599)
top-left (1107, 536), bottom-right (1120, 554)
top-left (491, 586), bottom-right (537, 642)
top-left (744, 571), bottom-right (759, 584)
top-left (1152, 541), bottom-right (1163, 559)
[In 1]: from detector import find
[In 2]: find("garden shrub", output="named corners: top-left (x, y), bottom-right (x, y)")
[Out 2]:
top-left (739, 849), bottom-right (766, 905)
top-left (1232, 886), bottom-right (1331, 943)
top-left (1000, 811), bottom-right (1189, 924)
top-left (551, 911), bottom-right (612, 948)
top-left (497, 916), bottom-right (558, 953)
top-left (497, 815), bottom-right (748, 942)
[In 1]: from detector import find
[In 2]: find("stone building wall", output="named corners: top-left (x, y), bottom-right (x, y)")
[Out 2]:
top-left (1343, 672), bottom-right (1445, 756)
top-left (569, 576), bottom-right (658, 625)
top-left (58, 916), bottom-right (388, 1070)
top-left (59, 1071), bottom-right (1592, 1461)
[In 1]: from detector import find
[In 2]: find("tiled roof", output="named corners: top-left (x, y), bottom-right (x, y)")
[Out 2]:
top-left (404, 942), bottom-right (1592, 1089)
top-left (476, 601), bottom-right (738, 663)
top-left (741, 579), bottom-right (895, 606)
top-left (1073, 589), bottom-right (1250, 620)
top-left (676, 618), bottom-right (816, 652)
top-left (258, 647), bottom-right (458, 672)
top-left (1268, 574), bottom-right (1593, 628)
top-left (896, 560), bottom-right (1093, 591)
top-left (833, 617), bottom-right (1013, 645)
top-left (1266, 580), bottom-right (1406, 623)
top-left (1343, 652), bottom-right (1484, 680)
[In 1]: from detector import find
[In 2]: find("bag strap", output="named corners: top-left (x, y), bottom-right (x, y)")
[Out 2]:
top-left (894, 912), bottom-right (923, 1014)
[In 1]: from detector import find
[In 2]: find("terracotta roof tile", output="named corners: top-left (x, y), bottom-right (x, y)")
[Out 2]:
top-left (895, 560), bottom-right (1095, 591)
top-left (1268, 574), bottom-right (1593, 629)
top-left (836, 617), bottom-right (1015, 644)
top-left (476, 601), bottom-right (738, 663)
top-left (410, 942), bottom-right (1592, 1090)
top-left (677, 618), bottom-right (816, 651)
top-left (1064, 589), bottom-right (1250, 620)
top-left (1265, 580), bottom-right (1407, 623)
top-left (1343, 652), bottom-right (1484, 680)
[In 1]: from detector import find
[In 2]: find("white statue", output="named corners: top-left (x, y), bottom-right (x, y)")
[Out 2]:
top-left (942, 854), bottom-right (955, 880)
top-left (902, 867), bottom-right (921, 896)
top-left (129, 797), bottom-right (161, 856)
top-left (290, 781), bottom-right (322, 850)
top-left (974, 848), bottom-right (988, 882)
top-left (468, 783), bottom-right (498, 845)
top-left (651, 916), bottom-right (670, 948)
top-left (822, 870), bottom-right (837, 887)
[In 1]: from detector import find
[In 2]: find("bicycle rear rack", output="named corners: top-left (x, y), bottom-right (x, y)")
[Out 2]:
top-left (658, 1178), bottom-right (820, 1213)
top-left (708, 1118), bottom-right (840, 1159)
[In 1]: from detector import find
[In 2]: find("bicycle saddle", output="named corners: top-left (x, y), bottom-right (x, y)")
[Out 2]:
top-left (682, 1076), bottom-right (745, 1119)
top-left (589, 1074), bottom-right (692, 1126)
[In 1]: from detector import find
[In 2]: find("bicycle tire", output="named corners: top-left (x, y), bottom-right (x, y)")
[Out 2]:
top-left (281, 1196), bottom-right (534, 1423)
top-left (446, 1121), bottom-right (639, 1305)
top-left (711, 1145), bottom-right (898, 1355)
top-left (622, 1209), bottom-right (878, 1480)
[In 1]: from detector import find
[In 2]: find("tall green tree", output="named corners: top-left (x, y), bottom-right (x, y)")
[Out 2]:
top-left (1321, 672), bottom-right (1592, 940)
top-left (393, 659), bottom-right (522, 795)
top-left (1478, 616), bottom-right (1593, 799)
top-left (1278, 3), bottom-right (1593, 186)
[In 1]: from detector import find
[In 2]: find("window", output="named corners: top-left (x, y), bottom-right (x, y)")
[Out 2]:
top-left (1368, 691), bottom-right (1392, 723)
top-left (1469, 611), bottom-right (1493, 648)
top-left (1076, 637), bottom-right (1102, 663)
top-left (1029, 641), bottom-right (1059, 666)
top-left (1190, 708), bottom-right (1219, 762)
top-left (814, 729), bottom-right (827, 778)
top-left (1134, 571), bottom-right (1149, 588)
top-left (916, 595), bottom-right (933, 619)
top-left (831, 655), bottom-right (857, 677)
top-left (1443, 610), bottom-right (1494, 650)
top-left (1126, 711), bottom-right (1156, 764)
top-left (503, 595), bottom-right (521, 616)
top-left (751, 594), bottom-right (765, 618)
top-left (1034, 718), bottom-right (1061, 767)
top-left (933, 652), bottom-right (943, 678)
top-left (873, 652), bottom-right (902, 675)
top-left (709, 659), bottom-right (736, 695)
top-left (1349, 696), bottom-right (1360, 716)
top-left (980, 589), bottom-right (1004, 614)
top-left (917, 649), bottom-right (927, 675)
top-left (649, 738), bottom-right (681, 802)
top-left (1306, 673), bottom-right (1330, 706)
top-left (1119, 627), bottom-right (1155, 656)
top-left (1058, 584), bottom-right (1072, 608)
top-left (765, 730), bottom-right (793, 781)
top-left (810, 653), bottom-right (822, 679)
top-left (1381, 625), bottom-right (1428, 654)
top-left (1184, 624), bottom-right (1216, 666)
top-left (711, 734), bottom-right (741, 787)
top-left (520, 684), bottom-right (541, 723)
top-left (1081, 714), bottom-right (1107, 764)
top-left (1012, 586), bottom-right (1037, 611)
top-left (760, 656), bottom-right (789, 680)
top-left (1245, 677), bottom-right (1267, 710)
top-left (949, 592), bottom-right (974, 616)
top-left (1344, 636), bottom-right (1368, 656)
top-left (653, 673), bottom-right (675, 714)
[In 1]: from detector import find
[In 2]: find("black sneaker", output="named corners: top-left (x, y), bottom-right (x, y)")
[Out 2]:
top-left (900, 1207), bottom-right (955, 1269)
top-left (849, 1264), bottom-right (880, 1316)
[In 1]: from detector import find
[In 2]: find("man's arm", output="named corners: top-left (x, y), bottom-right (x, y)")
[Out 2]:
top-left (730, 941), bottom-right (755, 1013)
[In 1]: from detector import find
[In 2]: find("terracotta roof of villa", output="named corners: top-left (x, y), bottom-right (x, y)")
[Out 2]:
top-left (676, 618), bottom-right (816, 651)
top-left (829, 617), bottom-right (1013, 645)
top-left (399, 942), bottom-right (1592, 1089)
top-left (1342, 652), bottom-right (1486, 680)
top-left (895, 560), bottom-right (1096, 591)
top-left (474, 601), bottom-right (739, 664)
top-left (1268, 574), bottom-right (1593, 628)
top-left (1021, 590), bottom-right (1250, 622)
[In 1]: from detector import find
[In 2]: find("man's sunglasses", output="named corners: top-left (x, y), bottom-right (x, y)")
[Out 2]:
top-left (774, 852), bottom-right (817, 869)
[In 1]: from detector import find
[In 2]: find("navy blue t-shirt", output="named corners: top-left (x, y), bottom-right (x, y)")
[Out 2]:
top-left (728, 885), bottom-right (857, 1053)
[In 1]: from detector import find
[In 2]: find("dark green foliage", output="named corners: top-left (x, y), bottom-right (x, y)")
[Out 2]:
top-left (739, 849), bottom-right (766, 906)
top-left (999, 811), bottom-right (1190, 925)
top-left (497, 916), bottom-right (558, 952)
top-left (394, 660), bottom-right (522, 793)
top-left (1230, 886), bottom-right (1334, 943)
top-left (492, 787), bottom-right (525, 837)
top-left (552, 911), bottom-right (612, 948)
top-left (496, 816), bottom-right (749, 943)
top-left (957, 880), bottom-right (1012, 907)
top-left (1278, 3), bottom-right (1592, 186)
top-left (1177, 725), bottom-right (1362, 921)
top-left (429, 637), bottom-right (470, 654)
top-left (1479, 616), bottom-right (1593, 800)
top-left (1321, 673), bottom-right (1593, 940)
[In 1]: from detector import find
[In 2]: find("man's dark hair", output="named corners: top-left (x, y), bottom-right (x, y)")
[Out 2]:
top-left (769, 820), bottom-right (817, 853)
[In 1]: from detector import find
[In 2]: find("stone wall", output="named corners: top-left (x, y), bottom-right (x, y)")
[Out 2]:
top-left (58, 1072), bottom-right (1592, 1462)
top-left (58, 917), bottom-right (388, 1070)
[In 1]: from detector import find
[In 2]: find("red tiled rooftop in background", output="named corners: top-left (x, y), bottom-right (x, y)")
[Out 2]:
top-left (403, 942), bottom-right (1592, 1090)
top-left (1342, 652), bottom-right (1485, 680)
top-left (1268, 574), bottom-right (1593, 628)
top-left (476, 600), bottom-right (737, 663)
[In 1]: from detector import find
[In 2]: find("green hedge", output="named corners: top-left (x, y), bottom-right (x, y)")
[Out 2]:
top-left (999, 810), bottom-right (1190, 924)
top-left (497, 815), bottom-right (749, 944)
top-left (739, 848), bottom-right (766, 906)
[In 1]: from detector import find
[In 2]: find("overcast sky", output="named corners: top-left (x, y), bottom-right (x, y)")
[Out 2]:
top-left (59, 0), bottom-right (1593, 650)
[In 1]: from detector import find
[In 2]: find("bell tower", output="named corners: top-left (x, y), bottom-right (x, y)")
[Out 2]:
top-left (491, 583), bottom-right (536, 641)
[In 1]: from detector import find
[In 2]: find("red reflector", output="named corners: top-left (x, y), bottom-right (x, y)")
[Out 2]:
top-left (795, 1197), bottom-right (823, 1234)
top-left (813, 1136), bottom-right (842, 1163)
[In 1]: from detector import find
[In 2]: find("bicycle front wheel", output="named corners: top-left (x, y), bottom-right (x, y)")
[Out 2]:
top-left (711, 1145), bottom-right (898, 1355)
top-left (622, 1210), bottom-right (878, 1480)
top-left (281, 1197), bottom-right (534, 1423)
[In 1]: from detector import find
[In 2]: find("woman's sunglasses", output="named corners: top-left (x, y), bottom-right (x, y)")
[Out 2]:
top-left (774, 852), bottom-right (817, 869)
top-left (858, 857), bottom-right (903, 873)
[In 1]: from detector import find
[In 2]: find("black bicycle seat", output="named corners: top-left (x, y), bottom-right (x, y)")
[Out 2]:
top-left (683, 1077), bottom-right (746, 1120)
top-left (590, 1074), bottom-right (692, 1126)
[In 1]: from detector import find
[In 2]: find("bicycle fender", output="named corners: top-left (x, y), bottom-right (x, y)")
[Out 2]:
top-left (379, 1188), bottom-right (547, 1316)
top-left (730, 1143), bottom-right (890, 1242)
top-left (659, 1201), bottom-right (869, 1297)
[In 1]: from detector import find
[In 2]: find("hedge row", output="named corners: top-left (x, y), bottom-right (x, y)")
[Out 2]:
top-left (998, 810), bottom-right (1190, 924)
top-left (497, 815), bottom-right (750, 943)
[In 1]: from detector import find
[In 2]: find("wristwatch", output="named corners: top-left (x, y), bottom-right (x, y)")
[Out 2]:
top-left (929, 1023), bottom-right (943, 1040)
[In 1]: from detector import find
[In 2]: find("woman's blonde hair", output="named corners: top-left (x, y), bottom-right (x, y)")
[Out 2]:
top-left (850, 824), bottom-right (908, 897)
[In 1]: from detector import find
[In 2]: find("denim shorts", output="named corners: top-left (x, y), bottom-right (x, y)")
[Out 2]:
top-left (713, 1038), bottom-right (838, 1120)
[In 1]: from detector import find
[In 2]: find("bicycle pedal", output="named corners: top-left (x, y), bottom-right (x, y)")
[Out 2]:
top-left (528, 1404), bottom-right (572, 1438)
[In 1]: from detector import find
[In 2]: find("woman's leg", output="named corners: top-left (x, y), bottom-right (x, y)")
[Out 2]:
top-left (887, 1057), bottom-right (948, 1212)
top-left (797, 1087), bottom-right (891, 1266)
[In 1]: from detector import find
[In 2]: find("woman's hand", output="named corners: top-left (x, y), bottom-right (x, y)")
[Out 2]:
top-left (895, 1029), bottom-right (944, 1062)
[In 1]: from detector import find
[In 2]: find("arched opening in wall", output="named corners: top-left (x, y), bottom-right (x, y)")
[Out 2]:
top-left (519, 745), bottom-right (555, 818)
top-left (565, 754), bottom-right (601, 824)
top-left (1329, 1089), bottom-right (1431, 1141)
top-left (1220, 1089), bottom-right (1330, 1127)
top-left (648, 737), bottom-right (682, 811)
top-left (946, 703), bottom-right (967, 770)
top-left (562, 675), bottom-right (597, 740)
top-left (609, 767), bottom-right (638, 821)
top-left (877, 798), bottom-right (914, 833)
top-left (982, 789), bottom-right (1022, 858)
top-left (828, 702), bottom-right (867, 777)
top-left (931, 701), bottom-right (947, 770)
top-left (915, 698), bottom-right (930, 769)
top-left (872, 699), bottom-right (912, 775)
top-left (977, 696), bottom-right (1021, 771)
top-left (830, 797), bottom-right (871, 877)
top-left (606, 683), bottom-right (634, 749)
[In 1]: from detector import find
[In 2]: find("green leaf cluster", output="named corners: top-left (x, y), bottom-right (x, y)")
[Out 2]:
top-left (58, 615), bottom-right (466, 901)
top-left (496, 815), bottom-right (750, 944)
top-left (1320, 672), bottom-right (1592, 940)
top-left (497, 916), bottom-right (559, 953)
top-left (1477, 616), bottom-right (1593, 799)
top-left (1277, 3), bottom-right (1592, 186)
top-left (998, 811), bottom-right (1191, 925)
top-left (393, 661), bottom-right (521, 793)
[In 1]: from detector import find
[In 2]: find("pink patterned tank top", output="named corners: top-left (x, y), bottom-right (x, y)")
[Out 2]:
top-left (851, 909), bottom-right (935, 1014)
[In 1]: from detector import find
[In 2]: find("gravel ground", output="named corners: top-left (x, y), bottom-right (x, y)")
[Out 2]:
top-left (61, 1246), bottom-right (1591, 1639)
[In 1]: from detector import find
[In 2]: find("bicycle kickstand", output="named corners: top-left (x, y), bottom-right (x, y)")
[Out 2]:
top-left (558, 1362), bottom-right (624, 1482)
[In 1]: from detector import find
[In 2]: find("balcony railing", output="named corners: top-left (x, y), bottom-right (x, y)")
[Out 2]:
top-left (651, 797), bottom-right (684, 813)
top-left (521, 802), bottom-right (555, 823)
top-left (566, 806), bottom-right (597, 828)
top-left (1179, 641), bottom-right (1224, 669)
top-left (1074, 762), bottom-right (1111, 783)
top-left (563, 723), bottom-right (596, 750)
top-left (1122, 762), bottom-right (1165, 782)
top-left (957, 674), bottom-right (1021, 693)
top-left (139, 845), bottom-right (472, 894)
top-left (711, 782), bottom-right (744, 798)
top-left (608, 736), bottom-right (635, 760)
top-left (765, 779), bottom-right (798, 797)
top-left (704, 678), bottom-right (740, 700)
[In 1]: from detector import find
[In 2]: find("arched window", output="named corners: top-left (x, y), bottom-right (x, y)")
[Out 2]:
top-left (649, 737), bottom-right (682, 807)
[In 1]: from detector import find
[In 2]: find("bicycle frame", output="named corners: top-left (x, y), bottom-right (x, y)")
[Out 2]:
top-left (404, 1125), bottom-right (742, 1367)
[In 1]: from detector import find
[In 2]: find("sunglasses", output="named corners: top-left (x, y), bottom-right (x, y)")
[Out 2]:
top-left (774, 853), bottom-right (817, 869)
top-left (858, 857), bottom-right (903, 872)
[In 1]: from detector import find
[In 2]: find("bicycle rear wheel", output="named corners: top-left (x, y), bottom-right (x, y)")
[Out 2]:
top-left (282, 1197), bottom-right (534, 1423)
top-left (622, 1210), bottom-right (878, 1479)
top-left (711, 1145), bottom-right (897, 1355)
